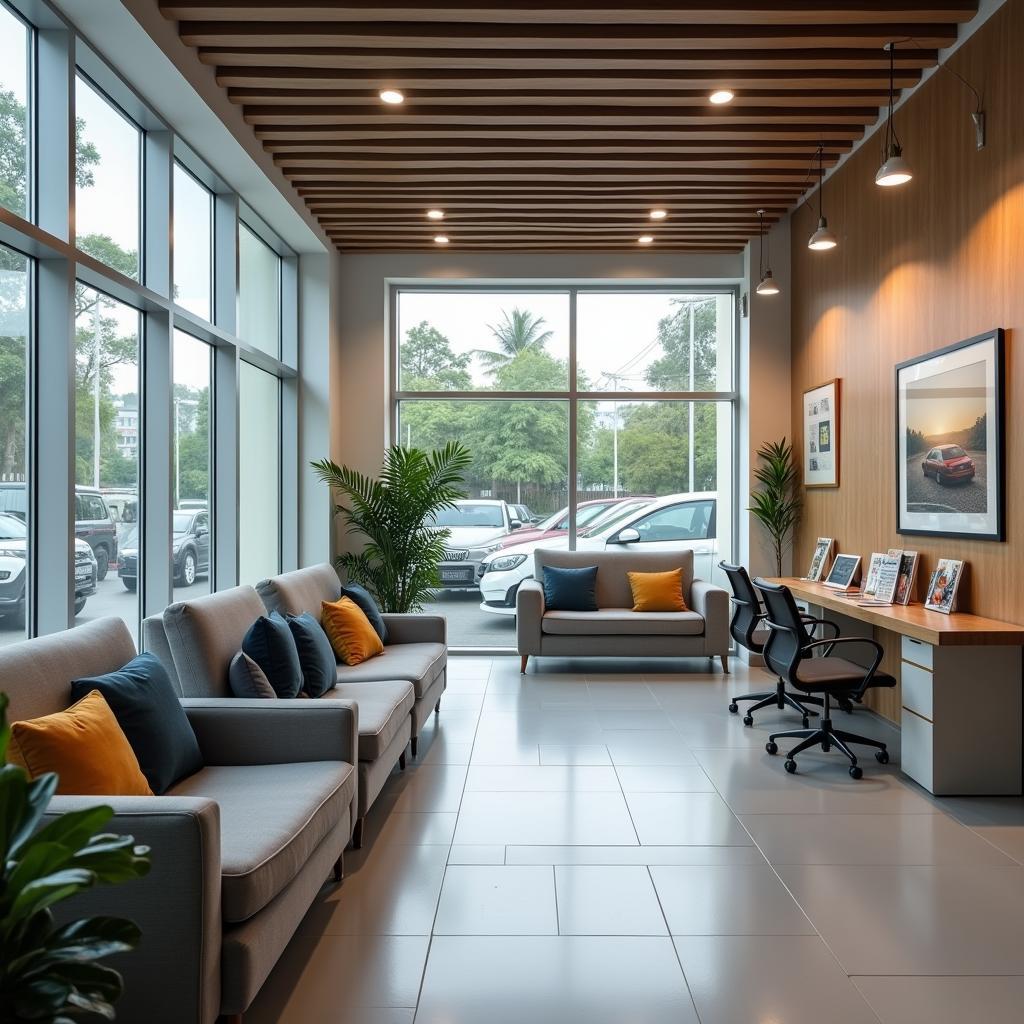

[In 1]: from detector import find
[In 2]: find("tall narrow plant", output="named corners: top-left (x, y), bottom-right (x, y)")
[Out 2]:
top-left (312, 441), bottom-right (471, 613)
top-left (748, 437), bottom-right (802, 576)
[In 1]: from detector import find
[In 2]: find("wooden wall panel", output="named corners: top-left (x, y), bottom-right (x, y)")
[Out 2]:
top-left (790, 1), bottom-right (1023, 720)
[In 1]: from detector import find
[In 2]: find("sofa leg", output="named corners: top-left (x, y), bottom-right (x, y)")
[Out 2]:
top-left (410, 735), bottom-right (418, 758)
top-left (352, 817), bottom-right (365, 850)
top-left (720, 654), bottom-right (730, 674)
top-left (223, 1016), bottom-right (243, 1024)
top-left (399, 751), bottom-right (407, 771)
top-left (520, 655), bottom-right (529, 674)
top-left (435, 698), bottom-right (441, 714)
top-left (332, 853), bottom-right (344, 883)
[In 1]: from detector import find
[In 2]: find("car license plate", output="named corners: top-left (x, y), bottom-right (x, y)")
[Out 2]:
top-left (440, 568), bottom-right (473, 583)
top-left (75, 570), bottom-right (91, 582)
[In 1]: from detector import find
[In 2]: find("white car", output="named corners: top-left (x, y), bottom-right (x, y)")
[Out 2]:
top-left (431, 499), bottom-right (523, 590)
top-left (478, 492), bottom-right (719, 615)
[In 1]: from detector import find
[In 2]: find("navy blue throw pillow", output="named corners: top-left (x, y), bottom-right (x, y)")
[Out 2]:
top-left (542, 565), bottom-right (599, 612)
top-left (71, 652), bottom-right (203, 794)
top-left (288, 612), bottom-right (338, 698)
top-left (339, 582), bottom-right (388, 643)
top-left (242, 612), bottom-right (303, 699)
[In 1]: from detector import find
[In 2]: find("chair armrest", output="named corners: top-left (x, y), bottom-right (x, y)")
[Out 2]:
top-left (690, 579), bottom-right (730, 655)
top-left (44, 795), bottom-right (221, 1024)
top-left (516, 579), bottom-right (545, 656)
top-left (382, 613), bottom-right (447, 646)
top-left (181, 698), bottom-right (359, 767)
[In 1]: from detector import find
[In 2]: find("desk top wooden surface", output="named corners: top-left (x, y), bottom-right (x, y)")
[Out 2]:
top-left (771, 578), bottom-right (1024, 647)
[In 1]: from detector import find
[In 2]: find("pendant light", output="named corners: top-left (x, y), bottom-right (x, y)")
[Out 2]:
top-left (755, 209), bottom-right (780, 296)
top-left (807, 143), bottom-right (838, 251)
top-left (876, 42), bottom-right (913, 187)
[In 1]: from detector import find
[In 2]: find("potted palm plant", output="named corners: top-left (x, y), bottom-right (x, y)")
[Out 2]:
top-left (312, 441), bottom-right (471, 613)
top-left (748, 437), bottom-right (802, 577)
top-left (0, 694), bottom-right (151, 1023)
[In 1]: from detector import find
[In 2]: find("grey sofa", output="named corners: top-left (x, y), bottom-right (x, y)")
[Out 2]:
top-left (256, 563), bottom-right (448, 758)
top-left (517, 548), bottom-right (731, 672)
top-left (145, 584), bottom-right (414, 848)
top-left (0, 617), bottom-right (357, 1024)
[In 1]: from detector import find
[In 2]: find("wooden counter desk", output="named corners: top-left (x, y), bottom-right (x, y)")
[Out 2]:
top-left (768, 578), bottom-right (1024, 796)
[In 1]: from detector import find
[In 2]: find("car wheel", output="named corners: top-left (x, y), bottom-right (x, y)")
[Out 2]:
top-left (122, 578), bottom-right (137, 592)
top-left (94, 547), bottom-right (109, 580)
top-left (181, 550), bottom-right (197, 587)
top-left (936, 472), bottom-right (946, 486)
top-left (73, 597), bottom-right (87, 615)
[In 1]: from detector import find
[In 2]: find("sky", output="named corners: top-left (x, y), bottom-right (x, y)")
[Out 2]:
top-left (905, 358), bottom-right (987, 436)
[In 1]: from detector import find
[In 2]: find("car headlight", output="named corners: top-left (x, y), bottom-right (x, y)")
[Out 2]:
top-left (486, 553), bottom-right (527, 573)
top-left (0, 547), bottom-right (26, 559)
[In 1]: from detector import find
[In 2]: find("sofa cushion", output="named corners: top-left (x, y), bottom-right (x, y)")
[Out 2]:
top-left (542, 564), bottom-right (599, 612)
top-left (541, 608), bottom-right (705, 636)
top-left (242, 613), bottom-right (303, 699)
top-left (228, 651), bottom-right (276, 699)
top-left (334, 642), bottom-right (445, 699)
top-left (70, 652), bottom-right (203, 794)
top-left (627, 568), bottom-right (688, 613)
top-left (321, 597), bottom-right (385, 666)
top-left (323, 679), bottom-right (415, 760)
top-left (256, 563), bottom-right (342, 618)
top-left (168, 760), bottom-right (356, 924)
top-left (339, 582), bottom-right (389, 643)
top-left (287, 612), bottom-right (338, 698)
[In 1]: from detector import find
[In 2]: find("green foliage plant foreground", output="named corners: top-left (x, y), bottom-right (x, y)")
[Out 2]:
top-left (0, 694), bottom-right (151, 1023)
top-left (748, 438), bottom-right (801, 577)
top-left (312, 441), bottom-right (471, 613)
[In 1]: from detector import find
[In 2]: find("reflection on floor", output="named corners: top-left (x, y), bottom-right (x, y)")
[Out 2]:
top-left (247, 658), bottom-right (1024, 1024)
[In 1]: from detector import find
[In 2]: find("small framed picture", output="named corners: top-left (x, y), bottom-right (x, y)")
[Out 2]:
top-left (824, 553), bottom-right (861, 591)
top-left (924, 559), bottom-right (965, 614)
top-left (803, 379), bottom-right (840, 488)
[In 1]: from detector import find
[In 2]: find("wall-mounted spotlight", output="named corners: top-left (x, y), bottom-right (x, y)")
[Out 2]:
top-left (876, 43), bottom-right (913, 187)
top-left (755, 209), bottom-right (780, 296)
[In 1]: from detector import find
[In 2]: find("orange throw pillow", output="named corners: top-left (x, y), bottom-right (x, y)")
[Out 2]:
top-left (321, 596), bottom-right (385, 666)
top-left (627, 568), bottom-right (688, 612)
top-left (8, 690), bottom-right (153, 796)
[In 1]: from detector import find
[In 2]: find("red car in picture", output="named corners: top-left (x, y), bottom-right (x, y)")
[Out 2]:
top-left (922, 444), bottom-right (976, 485)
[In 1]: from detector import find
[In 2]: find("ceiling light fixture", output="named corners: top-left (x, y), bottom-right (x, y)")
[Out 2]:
top-left (807, 143), bottom-right (838, 251)
top-left (638, 235), bottom-right (654, 245)
top-left (875, 43), bottom-right (913, 187)
top-left (379, 88), bottom-right (405, 104)
top-left (649, 209), bottom-right (667, 220)
top-left (433, 234), bottom-right (449, 244)
top-left (755, 209), bottom-right (780, 296)
top-left (426, 209), bottom-right (445, 220)
top-left (709, 89), bottom-right (734, 105)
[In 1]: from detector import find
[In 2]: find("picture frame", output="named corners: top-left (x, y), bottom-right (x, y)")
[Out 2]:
top-left (823, 553), bottom-right (861, 591)
top-left (896, 329), bottom-right (1005, 541)
top-left (802, 378), bottom-right (840, 488)
top-left (924, 559), bottom-right (965, 615)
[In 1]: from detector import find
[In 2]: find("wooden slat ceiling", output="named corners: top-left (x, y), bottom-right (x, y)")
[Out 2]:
top-left (161, 1), bottom-right (976, 253)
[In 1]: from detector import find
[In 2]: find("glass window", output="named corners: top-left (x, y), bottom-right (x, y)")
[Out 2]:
top-left (237, 223), bottom-right (281, 356)
top-left (173, 330), bottom-right (212, 596)
top-left (398, 291), bottom-right (570, 392)
top-left (0, 3), bottom-right (31, 219)
top-left (631, 499), bottom-right (716, 542)
top-left (74, 285), bottom-right (140, 641)
top-left (239, 361), bottom-right (280, 583)
top-left (173, 163), bottom-right (213, 320)
top-left (75, 76), bottom-right (141, 281)
top-left (0, 244), bottom-right (29, 643)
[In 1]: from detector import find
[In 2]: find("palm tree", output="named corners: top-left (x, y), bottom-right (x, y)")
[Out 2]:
top-left (475, 307), bottom-right (554, 373)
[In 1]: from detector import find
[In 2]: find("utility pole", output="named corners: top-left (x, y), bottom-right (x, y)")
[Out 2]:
top-left (92, 297), bottom-right (101, 489)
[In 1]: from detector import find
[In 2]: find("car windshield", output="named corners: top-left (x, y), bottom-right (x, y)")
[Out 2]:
top-left (0, 514), bottom-right (27, 539)
top-left (431, 504), bottom-right (505, 528)
top-left (537, 506), bottom-right (569, 531)
top-left (942, 446), bottom-right (967, 459)
top-left (581, 500), bottom-right (652, 536)
top-left (173, 513), bottom-right (194, 532)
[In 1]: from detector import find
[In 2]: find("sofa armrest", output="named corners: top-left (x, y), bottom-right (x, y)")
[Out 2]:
top-left (690, 579), bottom-right (730, 655)
top-left (516, 579), bottom-right (545, 656)
top-left (382, 613), bottom-right (447, 646)
top-left (44, 795), bottom-right (221, 1024)
top-left (181, 698), bottom-right (359, 768)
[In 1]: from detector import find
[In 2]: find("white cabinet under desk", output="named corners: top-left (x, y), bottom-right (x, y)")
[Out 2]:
top-left (777, 578), bottom-right (1024, 796)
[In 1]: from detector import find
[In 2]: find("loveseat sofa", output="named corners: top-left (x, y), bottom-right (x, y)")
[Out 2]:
top-left (0, 617), bottom-right (357, 1024)
top-left (516, 548), bottom-right (730, 672)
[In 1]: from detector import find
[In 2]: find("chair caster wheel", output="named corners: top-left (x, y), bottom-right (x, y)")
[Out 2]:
top-left (840, 700), bottom-right (853, 713)
top-left (742, 714), bottom-right (753, 727)
top-left (766, 741), bottom-right (778, 755)
top-left (875, 750), bottom-right (890, 764)
top-left (728, 702), bottom-right (739, 714)
top-left (849, 765), bottom-right (863, 779)
top-left (784, 759), bottom-right (797, 774)
top-left (801, 716), bottom-right (810, 728)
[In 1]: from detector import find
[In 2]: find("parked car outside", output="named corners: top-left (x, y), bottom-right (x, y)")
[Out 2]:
top-left (0, 513), bottom-right (97, 625)
top-left (478, 492), bottom-right (717, 615)
top-left (508, 503), bottom-right (542, 525)
top-left (494, 496), bottom-right (654, 551)
top-left (921, 444), bottom-right (976, 485)
top-left (430, 499), bottom-right (522, 589)
top-left (119, 508), bottom-right (210, 591)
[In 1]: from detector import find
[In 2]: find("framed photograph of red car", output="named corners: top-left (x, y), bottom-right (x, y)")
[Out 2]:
top-left (896, 329), bottom-right (1005, 541)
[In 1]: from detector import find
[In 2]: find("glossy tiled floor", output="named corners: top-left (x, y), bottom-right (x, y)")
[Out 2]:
top-left (247, 657), bottom-right (1024, 1024)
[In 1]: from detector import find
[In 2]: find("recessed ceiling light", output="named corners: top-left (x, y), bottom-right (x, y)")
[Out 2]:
top-left (709, 89), bottom-right (734, 105)
top-left (638, 235), bottom-right (654, 245)
top-left (379, 89), bottom-right (405, 104)
top-left (426, 209), bottom-right (445, 220)
top-left (434, 234), bottom-right (449, 244)
top-left (649, 209), bottom-right (667, 220)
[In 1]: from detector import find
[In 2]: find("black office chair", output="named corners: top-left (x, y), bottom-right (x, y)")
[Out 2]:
top-left (720, 562), bottom-right (831, 727)
top-left (753, 578), bottom-right (897, 779)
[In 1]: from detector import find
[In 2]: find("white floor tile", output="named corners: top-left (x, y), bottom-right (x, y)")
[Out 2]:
top-left (615, 764), bottom-right (715, 793)
top-left (538, 743), bottom-right (612, 765)
top-left (467, 765), bottom-right (620, 792)
top-left (448, 845), bottom-right (506, 865)
top-left (434, 865), bottom-right (557, 935)
top-left (625, 791), bottom-right (753, 846)
top-left (555, 865), bottom-right (667, 935)
top-left (853, 976), bottom-right (1024, 1024)
top-left (371, 811), bottom-right (458, 847)
top-left (506, 845), bottom-right (766, 866)
top-left (604, 731), bottom-right (698, 766)
top-left (390, 764), bottom-right (468, 814)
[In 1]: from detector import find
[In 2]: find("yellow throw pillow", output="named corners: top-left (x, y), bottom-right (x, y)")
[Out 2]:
top-left (627, 568), bottom-right (688, 612)
top-left (8, 690), bottom-right (153, 796)
top-left (321, 596), bottom-right (385, 666)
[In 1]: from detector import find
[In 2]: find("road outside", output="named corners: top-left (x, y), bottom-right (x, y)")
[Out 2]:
top-left (905, 450), bottom-right (987, 514)
top-left (422, 589), bottom-right (516, 648)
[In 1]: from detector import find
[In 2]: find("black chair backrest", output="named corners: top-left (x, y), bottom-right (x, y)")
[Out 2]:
top-left (719, 562), bottom-right (765, 654)
top-left (752, 578), bottom-right (808, 685)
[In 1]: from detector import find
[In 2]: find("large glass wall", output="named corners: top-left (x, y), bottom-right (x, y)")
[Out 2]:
top-left (173, 163), bottom-right (213, 320)
top-left (239, 362), bottom-right (281, 585)
top-left (238, 223), bottom-right (281, 357)
top-left (0, 3), bottom-right (30, 218)
top-left (395, 288), bottom-right (736, 649)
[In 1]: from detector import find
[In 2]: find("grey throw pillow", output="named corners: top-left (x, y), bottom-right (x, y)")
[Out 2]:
top-left (228, 650), bottom-right (276, 698)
